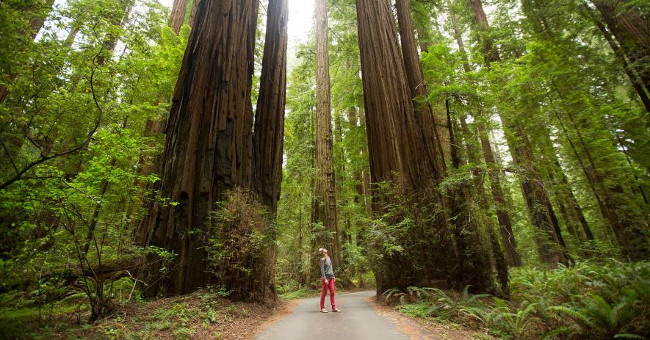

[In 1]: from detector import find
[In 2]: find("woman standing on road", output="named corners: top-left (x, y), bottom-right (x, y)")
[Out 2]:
top-left (319, 248), bottom-right (341, 313)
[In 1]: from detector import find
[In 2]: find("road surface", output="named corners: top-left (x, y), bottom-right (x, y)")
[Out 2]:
top-left (255, 291), bottom-right (438, 340)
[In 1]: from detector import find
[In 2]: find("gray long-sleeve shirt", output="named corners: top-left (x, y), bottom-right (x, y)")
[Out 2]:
top-left (319, 256), bottom-right (334, 279)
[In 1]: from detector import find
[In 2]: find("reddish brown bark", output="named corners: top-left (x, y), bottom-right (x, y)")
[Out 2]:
top-left (253, 0), bottom-right (288, 215)
top-left (395, 0), bottom-right (447, 179)
top-left (357, 0), bottom-right (443, 293)
top-left (169, 0), bottom-right (190, 34)
top-left (139, 0), bottom-right (259, 296)
top-left (314, 0), bottom-right (341, 270)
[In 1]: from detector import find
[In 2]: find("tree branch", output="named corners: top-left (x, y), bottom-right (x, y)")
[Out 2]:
top-left (0, 47), bottom-right (105, 192)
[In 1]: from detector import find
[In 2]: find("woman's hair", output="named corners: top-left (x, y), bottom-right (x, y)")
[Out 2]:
top-left (318, 248), bottom-right (327, 255)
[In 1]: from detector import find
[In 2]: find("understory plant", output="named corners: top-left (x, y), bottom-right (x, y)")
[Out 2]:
top-left (389, 259), bottom-right (649, 339)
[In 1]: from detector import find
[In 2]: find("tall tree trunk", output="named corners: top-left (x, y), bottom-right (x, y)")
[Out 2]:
top-left (253, 0), bottom-right (288, 216)
top-left (169, 0), bottom-right (190, 34)
top-left (395, 0), bottom-right (447, 178)
top-left (314, 0), bottom-right (341, 270)
top-left (357, 0), bottom-right (496, 293)
top-left (96, 0), bottom-right (135, 65)
top-left (505, 123), bottom-right (569, 264)
top-left (469, 0), bottom-right (569, 265)
top-left (582, 2), bottom-right (650, 113)
top-left (356, 0), bottom-right (444, 293)
top-left (555, 96), bottom-right (649, 261)
top-left (446, 101), bottom-right (501, 294)
top-left (138, 0), bottom-right (258, 296)
top-left (590, 0), bottom-right (650, 99)
top-left (450, 6), bottom-right (522, 267)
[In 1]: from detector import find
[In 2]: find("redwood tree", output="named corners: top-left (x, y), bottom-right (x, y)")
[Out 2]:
top-left (139, 0), bottom-right (259, 296)
top-left (253, 0), bottom-right (288, 216)
top-left (314, 0), bottom-right (342, 270)
top-left (468, 0), bottom-right (569, 265)
top-left (169, 0), bottom-right (190, 34)
top-left (356, 0), bottom-right (497, 293)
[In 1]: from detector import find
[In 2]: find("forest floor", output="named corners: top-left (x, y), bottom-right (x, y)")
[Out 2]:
top-left (368, 294), bottom-right (496, 340)
top-left (0, 288), bottom-right (287, 340)
top-left (0, 288), bottom-right (493, 339)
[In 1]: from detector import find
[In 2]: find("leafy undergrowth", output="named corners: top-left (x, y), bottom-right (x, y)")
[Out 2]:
top-left (0, 287), bottom-right (283, 340)
top-left (383, 259), bottom-right (650, 339)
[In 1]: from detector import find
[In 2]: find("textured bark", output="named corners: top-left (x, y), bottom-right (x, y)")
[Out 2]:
top-left (357, 0), bottom-right (442, 293)
top-left (395, 0), bottom-right (447, 179)
top-left (358, 0), bottom-right (497, 293)
top-left (169, 0), bottom-right (190, 34)
top-left (314, 0), bottom-right (341, 270)
top-left (356, 0), bottom-right (434, 190)
top-left (139, 0), bottom-right (259, 296)
top-left (252, 0), bottom-right (288, 216)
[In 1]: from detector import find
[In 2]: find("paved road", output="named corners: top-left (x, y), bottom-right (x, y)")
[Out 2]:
top-left (255, 291), bottom-right (427, 340)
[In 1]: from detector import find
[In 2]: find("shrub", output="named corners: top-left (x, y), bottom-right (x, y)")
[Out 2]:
top-left (205, 189), bottom-right (276, 303)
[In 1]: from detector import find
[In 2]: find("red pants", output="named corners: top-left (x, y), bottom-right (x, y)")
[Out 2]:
top-left (320, 277), bottom-right (336, 309)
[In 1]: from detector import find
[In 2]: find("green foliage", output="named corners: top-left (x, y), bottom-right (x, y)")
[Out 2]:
top-left (392, 260), bottom-right (650, 339)
top-left (205, 189), bottom-right (276, 302)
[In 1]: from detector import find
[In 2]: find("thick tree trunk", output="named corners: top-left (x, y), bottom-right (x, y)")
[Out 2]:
top-left (358, 0), bottom-right (496, 293)
top-left (356, 0), bottom-right (444, 293)
top-left (139, 0), bottom-right (258, 296)
top-left (314, 0), bottom-right (341, 270)
top-left (395, 0), bottom-right (447, 179)
top-left (253, 0), bottom-right (288, 216)
top-left (169, 0), bottom-right (190, 34)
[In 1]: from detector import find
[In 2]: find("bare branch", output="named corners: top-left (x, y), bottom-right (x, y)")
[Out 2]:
top-left (0, 138), bottom-right (19, 173)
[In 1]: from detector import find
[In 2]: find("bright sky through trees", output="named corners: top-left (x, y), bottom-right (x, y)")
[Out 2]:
top-left (157, 0), bottom-right (316, 45)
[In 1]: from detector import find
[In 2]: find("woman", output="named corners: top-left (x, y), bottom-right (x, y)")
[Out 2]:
top-left (318, 248), bottom-right (341, 313)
